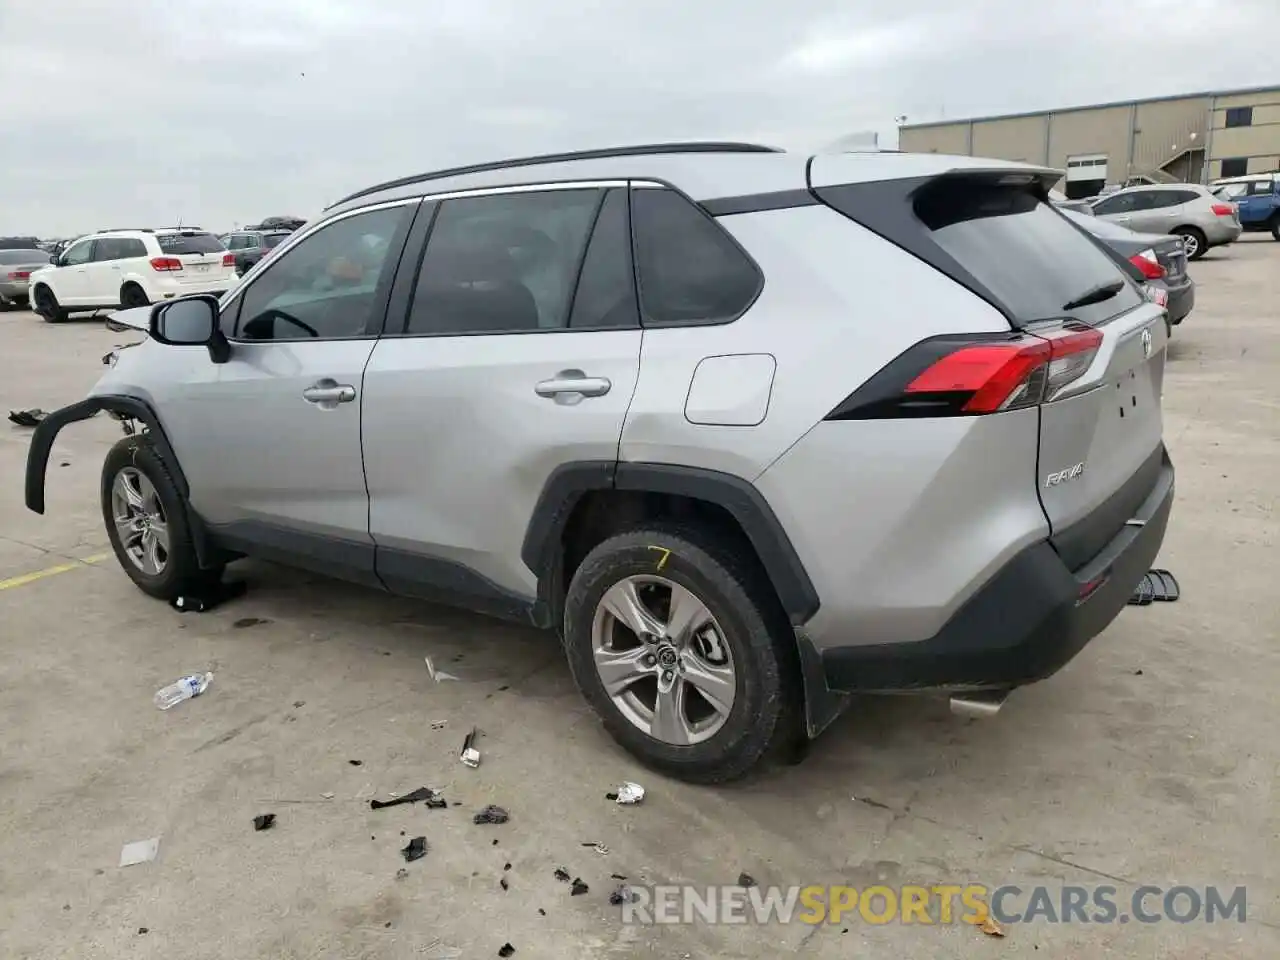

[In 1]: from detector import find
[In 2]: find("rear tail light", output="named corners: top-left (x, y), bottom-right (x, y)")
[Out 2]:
top-left (825, 325), bottom-right (1105, 420)
top-left (222, 253), bottom-right (236, 267)
top-left (149, 257), bottom-right (183, 272)
top-left (1128, 248), bottom-right (1165, 279)
top-left (1211, 203), bottom-right (1236, 217)
top-left (8, 271), bottom-right (30, 280)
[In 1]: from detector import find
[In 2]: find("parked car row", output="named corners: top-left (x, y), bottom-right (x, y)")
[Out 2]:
top-left (1088, 183), bottom-right (1240, 260)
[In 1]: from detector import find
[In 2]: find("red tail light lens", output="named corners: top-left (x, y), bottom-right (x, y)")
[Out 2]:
top-left (149, 257), bottom-right (183, 272)
top-left (222, 253), bottom-right (236, 267)
top-left (1211, 203), bottom-right (1235, 216)
top-left (8, 271), bottom-right (30, 280)
top-left (1128, 249), bottom-right (1165, 280)
top-left (827, 326), bottom-right (1105, 420)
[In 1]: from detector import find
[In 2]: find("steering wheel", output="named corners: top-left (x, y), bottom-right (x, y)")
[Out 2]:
top-left (241, 308), bottom-right (320, 340)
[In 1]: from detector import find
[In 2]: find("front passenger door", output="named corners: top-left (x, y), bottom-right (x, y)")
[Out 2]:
top-left (154, 200), bottom-right (421, 586)
top-left (56, 238), bottom-right (95, 304)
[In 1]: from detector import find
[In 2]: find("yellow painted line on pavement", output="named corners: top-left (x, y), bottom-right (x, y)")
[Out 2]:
top-left (0, 552), bottom-right (112, 591)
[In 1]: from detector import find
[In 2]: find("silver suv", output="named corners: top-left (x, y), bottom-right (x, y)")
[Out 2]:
top-left (25, 143), bottom-right (1175, 783)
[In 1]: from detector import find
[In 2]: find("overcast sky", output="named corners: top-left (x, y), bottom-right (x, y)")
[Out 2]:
top-left (2, 0), bottom-right (1277, 236)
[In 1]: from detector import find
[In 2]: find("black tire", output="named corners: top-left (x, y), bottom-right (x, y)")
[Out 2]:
top-left (101, 435), bottom-right (219, 600)
top-left (32, 284), bottom-right (67, 323)
top-left (120, 283), bottom-right (150, 309)
top-left (562, 524), bottom-right (801, 784)
top-left (1174, 226), bottom-right (1208, 261)
top-left (1270, 216), bottom-right (1280, 241)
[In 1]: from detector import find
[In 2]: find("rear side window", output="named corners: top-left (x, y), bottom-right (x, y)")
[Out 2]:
top-left (156, 232), bottom-right (224, 255)
top-left (263, 233), bottom-right (289, 248)
top-left (569, 189), bottom-right (639, 329)
top-left (630, 188), bottom-right (761, 326)
top-left (914, 182), bottom-right (1141, 326)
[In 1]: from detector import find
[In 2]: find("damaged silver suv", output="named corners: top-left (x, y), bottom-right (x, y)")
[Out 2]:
top-left (25, 142), bottom-right (1174, 782)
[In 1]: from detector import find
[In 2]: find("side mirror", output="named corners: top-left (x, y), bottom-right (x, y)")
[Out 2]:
top-left (150, 295), bottom-right (230, 363)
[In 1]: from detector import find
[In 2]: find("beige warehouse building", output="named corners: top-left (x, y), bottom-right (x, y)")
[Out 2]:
top-left (899, 84), bottom-right (1280, 198)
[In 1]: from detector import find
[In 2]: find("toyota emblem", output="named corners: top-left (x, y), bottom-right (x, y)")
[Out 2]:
top-left (1141, 328), bottom-right (1152, 359)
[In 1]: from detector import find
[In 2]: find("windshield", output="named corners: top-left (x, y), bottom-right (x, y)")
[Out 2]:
top-left (0, 249), bottom-right (51, 264)
top-left (156, 232), bottom-right (224, 255)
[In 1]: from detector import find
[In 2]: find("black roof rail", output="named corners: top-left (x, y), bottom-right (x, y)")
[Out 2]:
top-left (327, 141), bottom-right (783, 209)
top-left (98, 227), bottom-right (155, 233)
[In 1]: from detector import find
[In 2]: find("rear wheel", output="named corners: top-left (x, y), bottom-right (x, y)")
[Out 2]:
top-left (562, 524), bottom-right (800, 784)
top-left (120, 283), bottom-right (150, 309)
top-left (32, 285), bottom-right (67, 323)
top-left (101, 435), bottom-right (219, 600)
top-left (1173, 226), bottom-right (1207, 261)
top-left (1269, 214), bottom-right (1280, 241)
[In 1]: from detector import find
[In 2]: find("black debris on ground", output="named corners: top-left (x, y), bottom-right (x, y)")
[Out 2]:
top-left (137, 927), bottom-right (149, 935)
top-left (570, 878), bottom-right (589, 896)
top-left (609, 885), bottom-right (636, 906)
top-left (1135, 669), bottom-right (1144, 676)
top-left (553, 868), bottom-right (570, 883)
top-left (503, 862), bottom-right (512, 871)
top-left (371, 787), bottom-right (440, 810)
top-left (401, 837), bottom-right (428, 862)
top-left (500, 877), bottom-right (509, 891)
top-left (384, 922), bottom-right (391, 928)
top-left (498, 944), bottom-right (515, 958)
top-left (473, 805), bottom-right (509, 825)
top-left (8, 409), bottom-right (48, 427)
top-left (170, 579), bottom-right (247, 613)
top-left (60, 461), bottom-right (69, 468)
top-left (348, 760), bottom-right (363, 766)
top-left (63, 904), bottom-right (70, 911)
top-left (738, 873), bottom-right (757, 888)
top-left (395, 868), bottom-right (409, 881)
top-left (611, 873), bottom-right (628, 880)
top-left (253, 813), bottom-right (276, 832)
top-left (233, 617), bottom-right (271, 628)
top-left (293, 700), bottom-right (306, 708)
top-left (426, 794), bottom-right (448, 809)
top-left (492, 838), bottom-right (499, 845)
top-left (537, 908), bottom-right (545, 917)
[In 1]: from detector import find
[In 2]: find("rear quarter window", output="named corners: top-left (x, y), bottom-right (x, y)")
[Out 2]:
top-left (914, 183), bottom-right (1142, 326)
top-left (156, 232), bottom-right (224, 255)
top-left (631, 188), bottom-right (761, 326)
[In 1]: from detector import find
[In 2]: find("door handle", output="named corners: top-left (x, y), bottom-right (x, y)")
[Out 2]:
top-left (302, 380), bottom-right (356, 405)
top-left (535, 370), bottom-right (611, 404)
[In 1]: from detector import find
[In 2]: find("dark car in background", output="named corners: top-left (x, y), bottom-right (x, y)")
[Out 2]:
top-left (1061, 208), bottom-right (1193, 334)
top-left (221, 229), bottom-right (292, 276)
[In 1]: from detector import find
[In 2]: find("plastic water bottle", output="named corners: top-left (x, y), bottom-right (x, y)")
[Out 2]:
top-left (154, 672), bottom-right (213, 710)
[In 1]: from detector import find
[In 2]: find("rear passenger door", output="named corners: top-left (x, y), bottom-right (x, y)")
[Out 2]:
top-left (361, 184), bottom-right (642, 614)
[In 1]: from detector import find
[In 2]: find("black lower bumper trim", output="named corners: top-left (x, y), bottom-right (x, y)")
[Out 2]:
top-left (813, 455), bottom-right (1174, 694)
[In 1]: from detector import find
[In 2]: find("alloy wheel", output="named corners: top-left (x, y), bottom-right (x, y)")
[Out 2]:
top-left (110, 467), bottom-right (170, 576)
top-left (590, 575), bottom-right (736, 745)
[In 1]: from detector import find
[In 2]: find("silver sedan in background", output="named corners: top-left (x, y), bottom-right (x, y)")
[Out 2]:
top-left (0, 248), bottom-right (54, 310)
top-left (1089, 183), bottom-right (1241, 260)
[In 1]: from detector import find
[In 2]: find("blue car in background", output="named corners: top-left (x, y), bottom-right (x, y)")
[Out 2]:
top-left (1212, 174), bottom-right (1280, 240)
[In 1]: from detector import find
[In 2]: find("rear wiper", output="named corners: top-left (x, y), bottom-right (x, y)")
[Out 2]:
top-left (1062, 279), bottom-right (1124, 311)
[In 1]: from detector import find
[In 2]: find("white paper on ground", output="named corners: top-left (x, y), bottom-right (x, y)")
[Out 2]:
top-left (424, 656), bottom-right (460, 682)
top-left (119, 837), bottom-right (160, 867)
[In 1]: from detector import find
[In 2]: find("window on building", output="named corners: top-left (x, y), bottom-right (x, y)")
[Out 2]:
top-left (1220, 157), bottom-right (1249, 178)
top-left (1225, 107), bottom-right (1253, 129)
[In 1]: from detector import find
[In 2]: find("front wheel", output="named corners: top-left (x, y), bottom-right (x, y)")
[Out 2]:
top-left (562, 525), bottom-right (800, 784)
top-left (32, 285), bottom-right (67, 322)
top-left (101, 435), bottom-right (216, 599)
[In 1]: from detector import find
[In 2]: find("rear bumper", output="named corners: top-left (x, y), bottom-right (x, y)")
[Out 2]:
top-left (1165, 277), bottom-right (1194, 324)
top-left (1207, 221), bottom-right (1243, 245)
top-left (0, 280), bottom-right (30, 299)
top-left (809, 447), bottom-right (1173, 695)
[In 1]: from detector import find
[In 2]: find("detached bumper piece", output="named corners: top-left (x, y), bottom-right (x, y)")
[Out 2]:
top-left (1128, 568), bottom-right (1180, 605)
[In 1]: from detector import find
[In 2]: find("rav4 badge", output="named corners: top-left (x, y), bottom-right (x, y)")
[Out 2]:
top-left (1045, 463), bottom-right (1086, 487)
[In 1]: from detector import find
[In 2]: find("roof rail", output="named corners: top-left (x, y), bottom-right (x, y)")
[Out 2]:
top-left (327, 141), bottom-right (783, 209)
top-left (98, 227), bottom-right (155, 233)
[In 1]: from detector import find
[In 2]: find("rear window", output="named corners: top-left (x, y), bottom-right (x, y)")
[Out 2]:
top-left (914, 183), bottom-right (1141, 326)
top-left (156, 232), bottom-right (224, 255)
top-left (263, 233), bottom-right (289, 249)
top-left (0, 249), bottom-right (50, 264)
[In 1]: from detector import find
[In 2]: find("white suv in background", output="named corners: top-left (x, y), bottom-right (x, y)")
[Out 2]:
top-left (28, 228), bottom-right (237, 322)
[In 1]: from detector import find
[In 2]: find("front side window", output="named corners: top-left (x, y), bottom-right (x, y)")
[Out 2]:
top-left (234, 205), bottom-right (410, 341)
top-left (62, 240), bottom-right (94, 266)
top-left (405, 188), bottom-right (601, 335)
top-left (631, 188), bottom-right (762, 325)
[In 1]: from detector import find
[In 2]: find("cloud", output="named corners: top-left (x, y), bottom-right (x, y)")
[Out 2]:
top-left (1, 0), bottom-right (1277, 234)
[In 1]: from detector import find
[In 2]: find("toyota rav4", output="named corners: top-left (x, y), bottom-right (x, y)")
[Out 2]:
top-left (24, 143), bottom-right (1174, 783)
